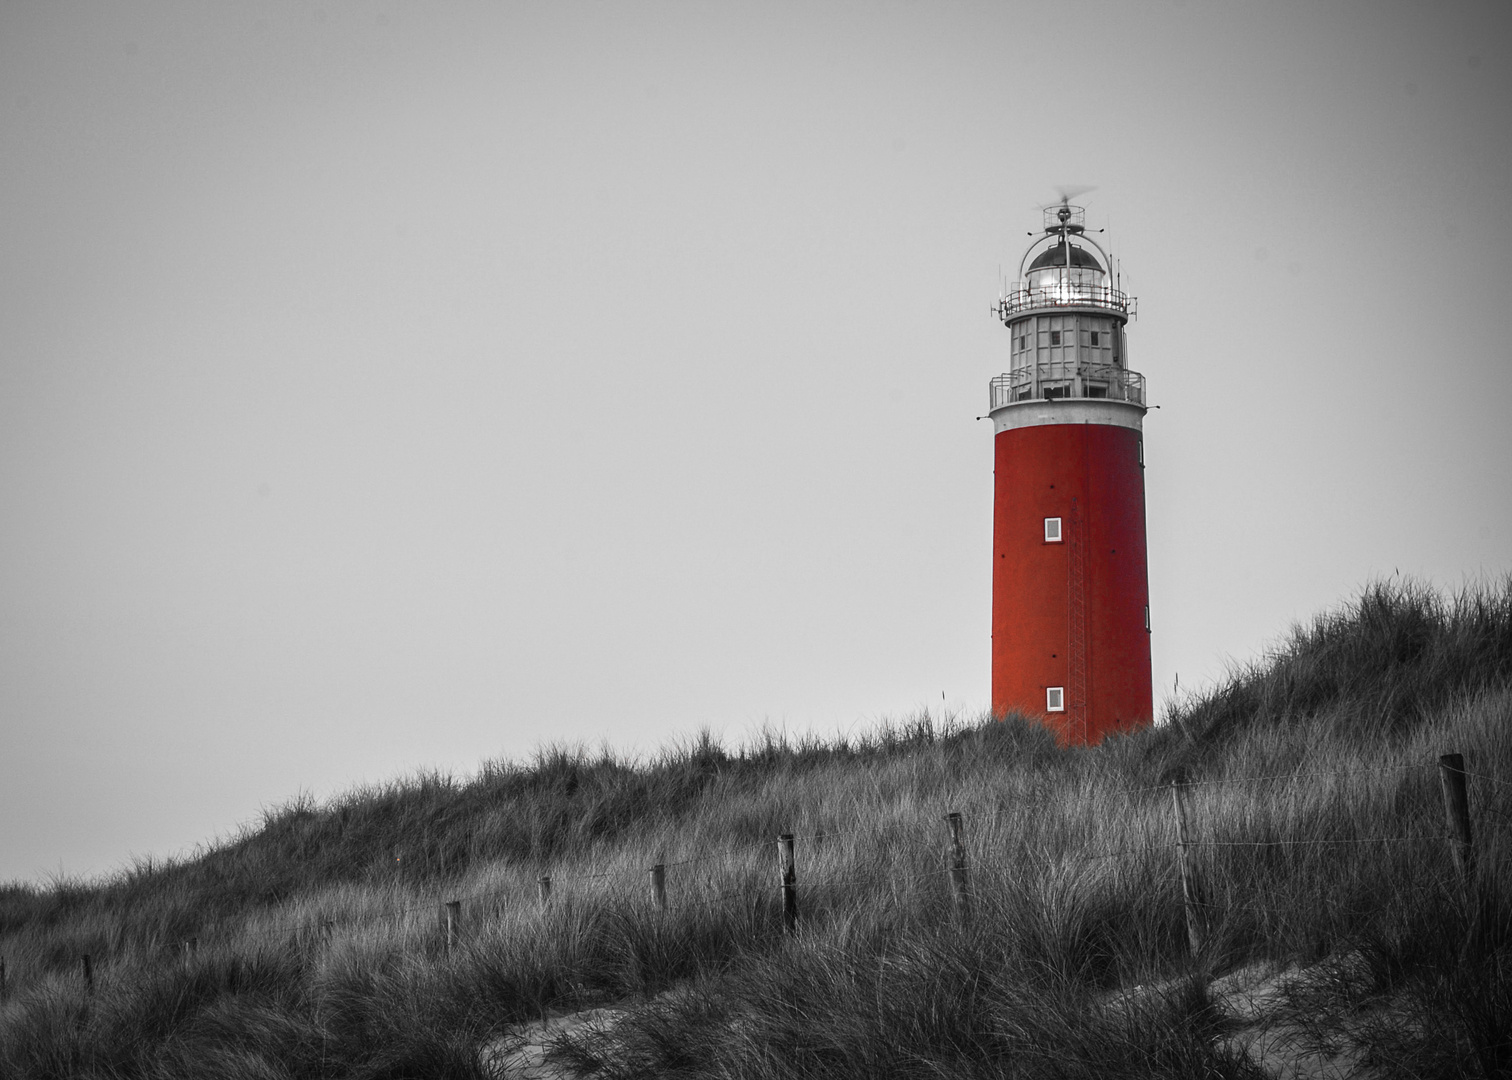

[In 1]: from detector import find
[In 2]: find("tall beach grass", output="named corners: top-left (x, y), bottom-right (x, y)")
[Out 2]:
top-left (1, 577), bottom-right (1509, 1077)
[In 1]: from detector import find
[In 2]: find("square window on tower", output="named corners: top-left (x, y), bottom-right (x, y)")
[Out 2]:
top-left (1090, 330), bottom-right (1100, 346)
top-left (1047, 687), bottom-right (1065, 712)
top-left (1044, 517), bottom-right (1062, 543)
top-left (1050, 330), bottom-right (1062, 345)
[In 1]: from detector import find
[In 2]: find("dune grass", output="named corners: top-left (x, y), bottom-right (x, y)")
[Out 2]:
top-left (1, 578), bottom-right (1510, 1078)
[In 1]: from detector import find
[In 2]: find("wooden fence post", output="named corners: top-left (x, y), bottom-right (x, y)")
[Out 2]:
top-left (944, 812), bottom-right (970, 917)
top-left (778, 833), bottom-right (798, 932)
top-left (1438, 753), bottom-right (1476, 894)
top-left (443, 900), bottom-right (462, 954)
top-left (81, 953), bottom-right (94, 993)
top-left (1438, 752), bottom-right (1483, 958)
top-left (181, 937), bottom-right (198, 961)
top-left (538, 875), bottom-right (552, 908)
top-left (649, 863), bottom-right (667, 911)
top-left (1170, 773), bottom-right (1204, 959)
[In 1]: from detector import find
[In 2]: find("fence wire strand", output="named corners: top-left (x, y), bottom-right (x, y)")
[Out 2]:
top-left (147, 757), bottom-right (1506, 955)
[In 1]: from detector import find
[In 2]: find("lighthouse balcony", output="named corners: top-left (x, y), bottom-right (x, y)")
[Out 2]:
top-left (998, 284), bottom-right (1136, 322)
top-left (990, 364), bottom-right (1146, 409)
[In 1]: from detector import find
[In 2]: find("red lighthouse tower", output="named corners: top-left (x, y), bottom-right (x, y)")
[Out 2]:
top-left (989, 201), bottom-right (1152, 745)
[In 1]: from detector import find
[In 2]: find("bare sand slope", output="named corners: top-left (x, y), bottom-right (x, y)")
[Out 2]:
top-left (481, 957), bottom-right (1398, 1079)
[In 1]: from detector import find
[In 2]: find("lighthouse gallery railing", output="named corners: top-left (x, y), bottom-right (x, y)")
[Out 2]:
top-left (990, 364), bottom-right (1146, 409)
top-left (997, 284), bottom-right (1137, 322)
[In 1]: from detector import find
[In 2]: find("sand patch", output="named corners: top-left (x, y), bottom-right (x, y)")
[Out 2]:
top-left (480, 1006), bottom-right (627, 1080)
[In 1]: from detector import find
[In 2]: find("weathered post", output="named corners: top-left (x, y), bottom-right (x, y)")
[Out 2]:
top-left (778, 833), bottom-right (798, 932)
top-left (81, 953), bottom-right (94, 993)
top-left (443, 900), bottom-right (462, 954)
top-left (944, 812), bottom-right (970, 917)
top-left (182, 936), bottom-right (198, 961)
top-left (1170, 772), bottom-right (1204, 959)
top-left (1439, 752), bottom-right (1482, 957)
top-left (649, 863), bottom-right (667, 911)
top-left (538, 874), bottom-right (552, 908)
top-left (1438, 753), bottom-right (1476, 894)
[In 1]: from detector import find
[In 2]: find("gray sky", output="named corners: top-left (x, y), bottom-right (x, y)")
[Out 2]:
top-left (2, 0), bottom-right (1510, 883)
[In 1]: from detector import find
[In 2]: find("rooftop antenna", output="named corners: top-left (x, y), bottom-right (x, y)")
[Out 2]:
top-left (1053, 183), bottom-right (1096, 205)
top-left (1059, 187), bottom-right (1089, 274)
top-left (1106, 211), bottom-right (1115, 296)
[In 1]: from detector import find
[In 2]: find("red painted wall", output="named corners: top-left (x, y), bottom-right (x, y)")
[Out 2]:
top-left (991, 422), bottom-right (1153, 744)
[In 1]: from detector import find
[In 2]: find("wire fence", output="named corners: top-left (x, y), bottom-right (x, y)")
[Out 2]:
top-left (156, 754), bottom-right (1493, 952)
top-left (11, 752), bottom-right (1504, 989)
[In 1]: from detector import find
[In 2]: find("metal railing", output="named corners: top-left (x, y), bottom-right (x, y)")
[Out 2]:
top-left (989, 364), bottom-right (1146, 409)
top-left (997, 285), bottom-right (1136, 322)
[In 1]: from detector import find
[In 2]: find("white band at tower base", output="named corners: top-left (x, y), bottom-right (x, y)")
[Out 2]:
top-left (988, 398), bottom-right (1146, 435)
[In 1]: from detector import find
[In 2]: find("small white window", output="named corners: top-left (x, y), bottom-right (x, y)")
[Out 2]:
top-left (1044, 517), bottom-right (1062, 543)
top-left (1047, 687), bottom-right (1065, 712)
top-left (1145, 605), bottom-right (1151, 632)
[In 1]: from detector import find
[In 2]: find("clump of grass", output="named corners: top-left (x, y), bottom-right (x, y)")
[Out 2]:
top-left (1168, 577), bottom-right (1512, 744)
top-left (1, 577), bottom-right (1509, 1076)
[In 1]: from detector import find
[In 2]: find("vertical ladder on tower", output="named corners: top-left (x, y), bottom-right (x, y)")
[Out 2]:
top-left (1067, 496), bottom-right (1089, 743)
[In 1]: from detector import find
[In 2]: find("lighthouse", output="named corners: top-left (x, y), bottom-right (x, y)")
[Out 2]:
top-left (989, 202), bottom-right (1153, 745)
